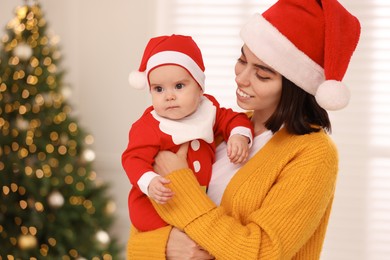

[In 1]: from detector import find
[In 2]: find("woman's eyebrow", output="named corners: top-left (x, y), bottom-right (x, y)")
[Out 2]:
top-left (241, 47), bottom-right (276, 75)
top-left (254, 64), bottom-right (277, 75)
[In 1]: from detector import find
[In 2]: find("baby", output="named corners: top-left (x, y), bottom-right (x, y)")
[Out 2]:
top-left (122, 34), bottom-right (253, 231)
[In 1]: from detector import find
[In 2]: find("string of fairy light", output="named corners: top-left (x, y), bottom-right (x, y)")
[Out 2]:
top-left (0, 2), bottom-right (116, 259)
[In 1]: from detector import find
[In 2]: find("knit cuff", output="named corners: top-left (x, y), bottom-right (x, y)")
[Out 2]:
top-left (127, 225), bottom-right (172, 259)
top-left (152, 169), bottom-right (216, 230)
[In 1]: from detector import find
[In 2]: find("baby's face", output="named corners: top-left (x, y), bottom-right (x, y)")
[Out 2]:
top-left (149, 65), bottom-right (203, 120)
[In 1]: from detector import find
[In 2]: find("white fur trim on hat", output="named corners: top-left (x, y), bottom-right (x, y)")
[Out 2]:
top-left (146, 51), bottom-right (205, 90)
top-left (240, 13), bottom-right (325, 96)
top-left (129, 70), bottom-right (147, 89)
top-left (315, 80), bottom-right (350, 111)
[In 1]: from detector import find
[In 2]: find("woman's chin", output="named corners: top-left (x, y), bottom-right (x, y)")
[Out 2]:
top-left (236, 99), bottom-right (252, 111)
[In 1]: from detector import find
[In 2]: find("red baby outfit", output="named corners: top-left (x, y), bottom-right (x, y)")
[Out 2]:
top-left (122, 94), bottom-right (253, 231)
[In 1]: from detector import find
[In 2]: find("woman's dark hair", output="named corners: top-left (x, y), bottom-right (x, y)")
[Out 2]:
top-left (265, 76), bottom-right (331, 135)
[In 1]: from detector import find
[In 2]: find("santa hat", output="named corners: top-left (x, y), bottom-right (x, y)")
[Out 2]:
top-left (129, 34), bottom-right (206, 91)
top-left (240, 0), bottom-right (361, 110)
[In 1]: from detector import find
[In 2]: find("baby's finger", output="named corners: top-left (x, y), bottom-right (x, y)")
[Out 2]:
top-left (159, 177), bottom-right (171, 184)
top-left (228, 148), bottom-right (238, 161)
top-left (154, 193), bottom-right (174, 204)
top-left (235, 149), bottom-right (249, 164)
top-left (230, 146), bottom-right (242, 161)
top-left (226, 143), bottom-right (232, 156)
top-left (234, 149), bottom-right (249, 163)
top-left (235, 154), bottom-right (246, 164)
top-left (154, 188), bottom-right (174, 197)
top-left (157, 185), bottom-right (172, 194)
top-left (154, 188), bottom-right (171, 195)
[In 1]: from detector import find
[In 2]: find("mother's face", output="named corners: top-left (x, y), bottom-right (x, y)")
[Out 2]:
top-left (234, 45), bottom-right (282, 117)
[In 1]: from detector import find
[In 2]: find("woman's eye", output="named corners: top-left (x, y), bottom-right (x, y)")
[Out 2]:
top-left (255, 74), bottom-right (270, 81)
top-left (175, 83), bottom-right (184, 89)
top-left (237, 57), bottom-right (247, 64)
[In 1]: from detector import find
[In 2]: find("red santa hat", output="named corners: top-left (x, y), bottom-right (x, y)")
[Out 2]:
top-left (240, 0), bottom-right (361, 110)
top-left (129, 34), bottom-right (206, 91)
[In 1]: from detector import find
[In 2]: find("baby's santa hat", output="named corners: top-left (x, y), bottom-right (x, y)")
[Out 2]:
top-left (129, 34), bottom-right (206, 91)
top-left (240, 0), bottom-right (361, 110)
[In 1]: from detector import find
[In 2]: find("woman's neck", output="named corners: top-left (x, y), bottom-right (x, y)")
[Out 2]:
top-left (251, 112), bottom-right (269, 136)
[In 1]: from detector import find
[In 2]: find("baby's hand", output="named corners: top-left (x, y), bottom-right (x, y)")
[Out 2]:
top-left (148, 176), bottom-right (174, 204)
top-left (227, 134), bottom-right (250, 164)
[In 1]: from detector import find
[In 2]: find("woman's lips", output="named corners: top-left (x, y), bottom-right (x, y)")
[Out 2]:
top-left (237, 88), bottom-right (252, 98)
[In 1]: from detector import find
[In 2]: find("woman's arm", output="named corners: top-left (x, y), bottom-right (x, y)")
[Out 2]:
top-left (152, 132), bottom-right (338, 259)
top-left (127, 225), bottom-right (172, 259)
top-left (128, 225), bottom-right (214, 260)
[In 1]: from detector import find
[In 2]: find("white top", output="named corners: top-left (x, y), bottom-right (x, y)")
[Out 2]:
top-left (207, 130), bottom-right (273, 205)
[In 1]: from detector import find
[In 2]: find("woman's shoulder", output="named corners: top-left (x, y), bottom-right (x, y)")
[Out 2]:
top-left (274, 127), bottom-right (337, 155)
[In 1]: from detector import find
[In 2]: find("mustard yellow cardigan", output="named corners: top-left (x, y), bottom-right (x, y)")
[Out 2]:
top-left (127, 127), bottom-right (338, 259)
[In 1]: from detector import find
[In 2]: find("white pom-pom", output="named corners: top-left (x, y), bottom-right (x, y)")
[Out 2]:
top-left (128, 70), bottom-right (147, 89)
top-left (315, 80), bottom-right (350, 111)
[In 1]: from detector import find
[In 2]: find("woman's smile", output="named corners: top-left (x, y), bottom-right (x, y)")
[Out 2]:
top-left (236, 88), bottom-right (252, 99)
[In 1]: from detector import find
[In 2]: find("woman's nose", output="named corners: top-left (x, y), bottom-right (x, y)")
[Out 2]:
top-left (235, 67), bottom-right (250, 87)
top-left (236, 70), bottom-right (250, 87)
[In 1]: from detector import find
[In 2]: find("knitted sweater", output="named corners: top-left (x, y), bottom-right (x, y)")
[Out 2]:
top-left (127, 127), bottom-right (338, 260)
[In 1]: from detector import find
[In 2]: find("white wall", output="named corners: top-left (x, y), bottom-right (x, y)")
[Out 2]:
top-left (1, 0), bottom-right (157, 255)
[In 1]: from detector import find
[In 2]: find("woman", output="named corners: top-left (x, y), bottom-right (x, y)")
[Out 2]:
top-left (127, 0), bottom-right (360, 259)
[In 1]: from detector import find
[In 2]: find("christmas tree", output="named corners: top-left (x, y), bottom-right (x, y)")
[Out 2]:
top-left (0, 2), bottom-right (122, 259)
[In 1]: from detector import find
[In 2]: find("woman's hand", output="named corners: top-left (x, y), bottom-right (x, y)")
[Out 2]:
top-left (154, 142), bottom-right (190, 177)
top-left (167, 227), bottom-right (214, 260)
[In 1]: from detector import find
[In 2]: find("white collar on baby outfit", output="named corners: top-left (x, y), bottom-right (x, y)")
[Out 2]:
top-left (151, 96), bottom-right (216, 145)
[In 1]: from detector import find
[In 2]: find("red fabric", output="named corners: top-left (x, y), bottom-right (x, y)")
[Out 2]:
top-left (262, 0), bottom-right (360, 81)
top-left (138, 34), bottom-right (205, 72)
top-left (262, 0), bottom-right (325, 66)
top-left (122, 94), bottom-right (253, 231)
top-left (322, 0), bottom-right (361, 81)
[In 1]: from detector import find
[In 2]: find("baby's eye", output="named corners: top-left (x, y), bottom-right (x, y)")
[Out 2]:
top-left (153, 86), bottom-right (163, 92)
top-left (175, 83), bottom-right (184, 89)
